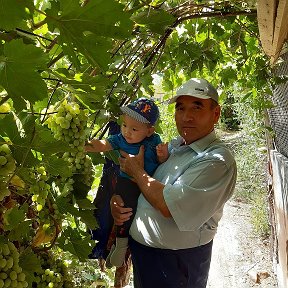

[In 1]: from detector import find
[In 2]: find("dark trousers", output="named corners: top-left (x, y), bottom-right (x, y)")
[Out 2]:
top-left (115, 177), bottom-right (141, 237)
top-left (129, 237), bottom-right (213, 288)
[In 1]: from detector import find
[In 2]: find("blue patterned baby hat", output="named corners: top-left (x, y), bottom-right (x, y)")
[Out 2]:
top-left (120, 98), bottom-right (159, 125)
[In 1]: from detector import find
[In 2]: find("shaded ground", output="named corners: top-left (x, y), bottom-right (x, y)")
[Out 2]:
top-left (207, 199), bottom-right (277, 288)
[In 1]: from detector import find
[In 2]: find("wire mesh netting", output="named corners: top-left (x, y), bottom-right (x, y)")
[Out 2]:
top-left (267, 52), bottom-right (288, 158)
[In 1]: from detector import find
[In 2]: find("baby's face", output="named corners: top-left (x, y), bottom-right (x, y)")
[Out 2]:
top-left (121, 115), bottom-right (154, 144)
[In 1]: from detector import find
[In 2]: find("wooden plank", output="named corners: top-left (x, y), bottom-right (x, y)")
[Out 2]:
top-left (257, 0), bottom-right (277, 56)
top-left (270, 150), bottom-right (288, 288)
top-left (271, 0), bottom-right (288, 63)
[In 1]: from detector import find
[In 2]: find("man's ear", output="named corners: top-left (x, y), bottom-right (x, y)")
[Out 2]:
top-left (147, 126), bottom-right (155, 137)
top-left (214, 105), bottom-right (221, 123)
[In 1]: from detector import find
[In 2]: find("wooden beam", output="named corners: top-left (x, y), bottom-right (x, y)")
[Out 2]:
top-left (257, 0), bottom-right (277, 56)
top-left (271, 0), bottom-right (288, 63)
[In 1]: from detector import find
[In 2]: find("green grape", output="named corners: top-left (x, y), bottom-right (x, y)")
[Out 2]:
top-left (36, 204), bottom-right (43, 211)
top-left (9, 270), bottom-right (17, 281)
top-left (5, 257), bottom-right (13, 269)
top-left (17, 272), bottom-right (25, 282)
top-left (3, 277), bottom-right (11, 288)
top-left (0, 259), bottom-right (6, 269)
top-left (0, 144), bottom-right (10, 155)
top-left (2, 245), bottom-right (9, 257)
top-left (0, 279), bottom-right (3, 288)
top-left (0, 156), bottom-right (7, 166)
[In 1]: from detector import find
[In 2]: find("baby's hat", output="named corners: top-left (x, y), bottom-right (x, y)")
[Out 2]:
top-left (120, 98), bottom-right (159, 125)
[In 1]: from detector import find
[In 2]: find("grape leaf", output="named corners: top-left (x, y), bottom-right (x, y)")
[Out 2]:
top-left (78, 209), bottom-right (97, 230)
top-left (0, 0), bottom-right (33, 30)
top-left (31, 124), bottom-right (73, 155)
top-left (76, 198), bottom-right (96, 209)
top-left (3, 203), bottom-right (28, 230)
top-left (43, 155), bottom-right (73, 178)
top-left (56, 196), bottom-right (79, 216)
top-left (0, 113), bottom-right (23, 144)
top-left (19, 247), bottom-right (43, 286)
top-left (0, 39), bottom-right (48, 109)
top-left (46, 0), bottom-right (133, 68)
top-left (8, 220), bottom-right (32, 241)
top-left (72, 174), bottom-right (91, 199)
top-left (58, 227), bottom-right (95, 262)
top-left (87, 152), bottom-right (107, 165)
top-left (0, 114), bottom-right (40, 166)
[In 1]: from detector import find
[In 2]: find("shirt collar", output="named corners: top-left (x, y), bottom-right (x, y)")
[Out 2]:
top-left (170, 130), bottom-right (218, 153)
top-left (188, 130), bottom-right (217, 153)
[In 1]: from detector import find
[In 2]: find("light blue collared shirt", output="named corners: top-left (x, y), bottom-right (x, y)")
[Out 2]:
top-left (129, 130), bottom-right (237, 249)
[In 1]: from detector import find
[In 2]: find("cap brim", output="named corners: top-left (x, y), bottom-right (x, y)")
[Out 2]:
top-left (168, 94), bottom-right (212, 104)
top-left (120, 106), bottom-right (150, 123)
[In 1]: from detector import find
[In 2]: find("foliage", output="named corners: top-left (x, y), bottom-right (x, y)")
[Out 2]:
top-left (0, 0), bottom-right (273, 284)
top-left (226, 87), bottom-right (271, 238)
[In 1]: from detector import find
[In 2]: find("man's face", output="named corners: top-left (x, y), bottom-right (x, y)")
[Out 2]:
top-left (174, 95), bottom-right (220, 145)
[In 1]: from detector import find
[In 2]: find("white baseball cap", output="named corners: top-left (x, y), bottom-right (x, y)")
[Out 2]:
top-left (169, 78), bottom-right (219, 104)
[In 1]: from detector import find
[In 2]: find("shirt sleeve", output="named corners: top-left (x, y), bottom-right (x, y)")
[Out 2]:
top-left (163, 157), bottom-right (237, 232)
top-left (107, 134), bottom-right (121, 150)
top-left (152, 133), bottom-right (162, 146)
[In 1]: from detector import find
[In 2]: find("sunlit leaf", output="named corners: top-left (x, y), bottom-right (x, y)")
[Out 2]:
top-left (58, 227), bottom-right (94, 262)
top-left (0, 40), bottom-right (48, 110)
top-left (43, 155), bottom-right (73, 178)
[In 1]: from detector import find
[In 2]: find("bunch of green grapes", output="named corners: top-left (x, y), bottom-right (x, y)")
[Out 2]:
top-left (38, 201), bottom-right (62, 238)
top-left (81, 155), bottom-right (94, 186)
top-left (0, 241), bottom-right (28, 288)
top-left (32, 254), bottom-right (72, 288)
top-left (0, 144), bottom-right (16, 201)
top-left (29, 166), bottom-right (50, 212)
top-left (45, 99), bottom-right (88, 151)
top-left (45, 100), bottom-right (94, 185)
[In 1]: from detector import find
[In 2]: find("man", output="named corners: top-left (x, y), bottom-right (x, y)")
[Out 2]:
top-left (111, 78), bottom-right (237, 288)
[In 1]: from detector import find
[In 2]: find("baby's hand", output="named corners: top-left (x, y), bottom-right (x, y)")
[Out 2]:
top-left (156, 142), bottom-right (169, 163)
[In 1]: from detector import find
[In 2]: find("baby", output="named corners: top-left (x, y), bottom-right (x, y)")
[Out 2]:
top-left (86, 98), bottom-right (168, 267)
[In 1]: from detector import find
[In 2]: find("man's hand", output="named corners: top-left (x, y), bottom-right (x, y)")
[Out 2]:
top-left (110, 195), bottom-right (133, 226)
top-left (119, 145), bottom-right (145, 179)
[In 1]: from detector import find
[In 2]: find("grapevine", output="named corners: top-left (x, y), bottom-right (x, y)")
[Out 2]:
top-left (45, 99), bottom-right (94, 187)
top-left (31, 253), bottom-right (73, 288)
top-left (29, 166), bottom-right (50, 212)
top-left (0, 241), bottom-right (28, 288)
top-left (0, 144), bottom-right (16, 201)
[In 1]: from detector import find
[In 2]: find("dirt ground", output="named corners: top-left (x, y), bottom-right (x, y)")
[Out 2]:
top-left (207, 199), bottom-right (278, 288)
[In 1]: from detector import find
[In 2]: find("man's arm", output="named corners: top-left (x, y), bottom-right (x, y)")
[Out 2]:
top-left (119, 146), bottom-right (171, 217)
top-left (85, 139), bottom-right (113, 153)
